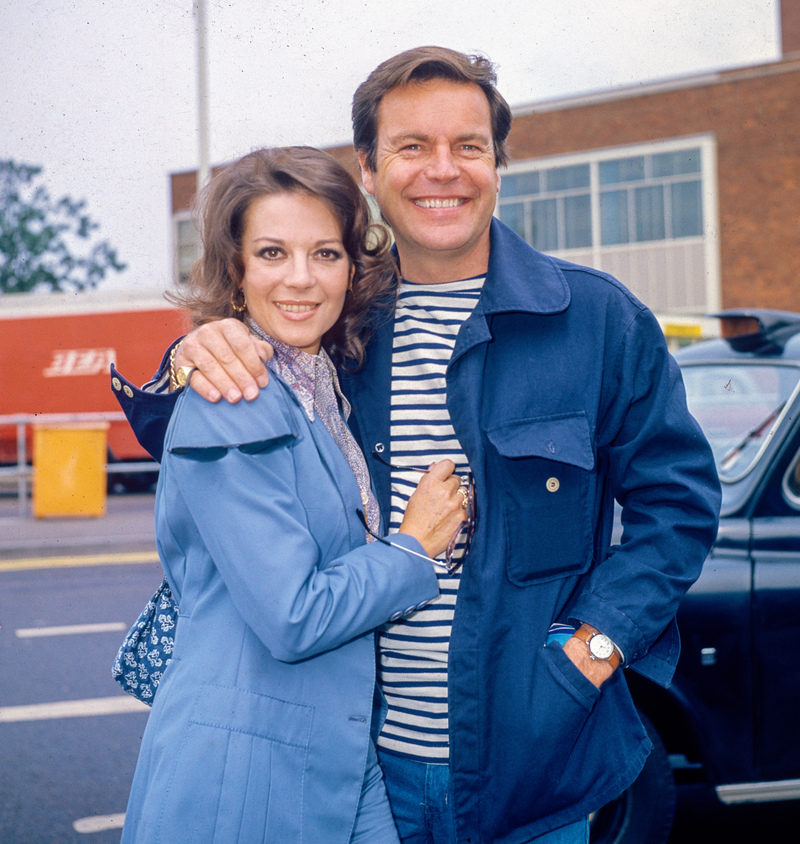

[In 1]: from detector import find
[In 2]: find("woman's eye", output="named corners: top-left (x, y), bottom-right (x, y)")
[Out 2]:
top-left (316, 249), bottom-right (343, 260)
top-left (260, 247), bottom-right (283, 259)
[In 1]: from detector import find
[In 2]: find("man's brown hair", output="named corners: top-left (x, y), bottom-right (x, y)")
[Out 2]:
top-left (352, 46), bottom-right (512, 171)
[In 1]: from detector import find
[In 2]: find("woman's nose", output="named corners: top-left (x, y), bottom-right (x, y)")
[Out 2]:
top-left (284, 258), bottom-right (314, 288)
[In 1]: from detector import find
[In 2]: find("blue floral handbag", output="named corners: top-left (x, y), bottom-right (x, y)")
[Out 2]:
top-left (112, 577), bottom-right (178, 706)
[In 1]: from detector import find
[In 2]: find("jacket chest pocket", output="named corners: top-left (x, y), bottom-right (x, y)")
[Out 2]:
top-left (486, 413), bottom-right (595, 586)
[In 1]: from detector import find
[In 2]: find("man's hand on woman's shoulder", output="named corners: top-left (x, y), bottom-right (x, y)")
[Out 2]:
top-left (175, 318), bottom-right (272, 403)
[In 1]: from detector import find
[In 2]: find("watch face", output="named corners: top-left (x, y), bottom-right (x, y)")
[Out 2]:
top-left (590, 634), bottom-right (615, 660)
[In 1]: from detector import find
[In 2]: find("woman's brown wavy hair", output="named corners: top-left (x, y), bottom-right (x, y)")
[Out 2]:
top-left (168, 146), bottom-right (395, 368)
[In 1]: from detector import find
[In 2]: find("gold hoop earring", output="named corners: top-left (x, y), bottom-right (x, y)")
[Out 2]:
top-left (231, 288), bottom-right (247, 313)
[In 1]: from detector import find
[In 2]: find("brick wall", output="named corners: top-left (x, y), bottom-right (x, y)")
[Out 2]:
top-left (783, 0), bottom-right (800, 55)
top-left (506, 61), bottom-right (800, 311)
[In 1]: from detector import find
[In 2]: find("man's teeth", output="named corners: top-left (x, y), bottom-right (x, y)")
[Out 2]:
top-left (414, 198), bottom-right (465, 208)
top-left (277, 303), bottom-right (316, 313)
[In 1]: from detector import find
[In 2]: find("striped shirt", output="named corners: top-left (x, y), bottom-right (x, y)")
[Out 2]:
top-left (377, 276), bottom-right (484, 762)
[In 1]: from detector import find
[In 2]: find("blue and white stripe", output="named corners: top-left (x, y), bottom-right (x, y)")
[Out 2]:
top-left (377, 277), bottom-right (484, 762)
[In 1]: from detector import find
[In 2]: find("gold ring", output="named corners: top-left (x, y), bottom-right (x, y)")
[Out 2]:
top-left (175, 365), bottom-right (195, 388)
top-left (457, 486), bottom-right (469, 509)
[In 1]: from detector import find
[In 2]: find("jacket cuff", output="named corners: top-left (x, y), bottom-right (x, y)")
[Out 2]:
top-left (569, 591), bottom-right (680, 687)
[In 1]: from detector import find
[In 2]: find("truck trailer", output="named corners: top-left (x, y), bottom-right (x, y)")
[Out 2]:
top-left (0, 289), bottom-right (189, 486)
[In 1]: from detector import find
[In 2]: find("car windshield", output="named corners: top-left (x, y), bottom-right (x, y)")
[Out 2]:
top-left (681, 363), bottom-right (800, 481)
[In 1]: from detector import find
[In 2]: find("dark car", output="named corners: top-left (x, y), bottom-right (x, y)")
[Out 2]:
top-left (592, 310), bottom-right (800, 844)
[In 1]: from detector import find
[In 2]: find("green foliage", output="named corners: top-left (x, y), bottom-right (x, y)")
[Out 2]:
top-left (0, 160), bottom-right (126, 294)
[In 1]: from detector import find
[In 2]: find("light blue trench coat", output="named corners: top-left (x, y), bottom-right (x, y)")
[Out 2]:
top-left (120, 373), bottom-right (439, 844)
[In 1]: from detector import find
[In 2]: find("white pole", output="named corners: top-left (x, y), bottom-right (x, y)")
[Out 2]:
top-left (195, 0), bottom-right (210, 195)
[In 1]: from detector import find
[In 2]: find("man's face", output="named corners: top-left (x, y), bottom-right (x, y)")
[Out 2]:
top-left (359, 79), bottom-right (500, 282)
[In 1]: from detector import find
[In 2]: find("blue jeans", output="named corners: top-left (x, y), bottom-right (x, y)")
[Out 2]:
top-left (378, 751), bottom-right (589, 844)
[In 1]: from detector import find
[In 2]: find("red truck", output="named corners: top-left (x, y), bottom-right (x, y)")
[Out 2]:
top-left (0, 290), bottom-right (189, 485)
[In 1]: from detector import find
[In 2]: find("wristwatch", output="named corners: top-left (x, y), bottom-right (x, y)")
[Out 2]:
top-left (572, 627), bottom-right (621, 670)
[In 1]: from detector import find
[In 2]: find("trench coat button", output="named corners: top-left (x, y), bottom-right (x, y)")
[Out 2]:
top-left (361, 491), bottom-right (369, 506)
top-left (111, 377), bottom-right (122, 391)
top-left (389, 611), bottom-right (403, 622)
top-left (403, 606), bottom-right (417, 617)
top-left (415, 601), bottom-right (430, 611)
top-left (375, 443), bottom-right (385, 453)
top-left (546, 477), bottom-right (560, 493)
top-left (123, 385), bottom-right (134, 398)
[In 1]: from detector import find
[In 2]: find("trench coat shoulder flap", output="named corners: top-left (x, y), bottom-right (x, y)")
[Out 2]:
top-left (485, 411), bottom-right (595, 470)
top-left (165, 375), bottom-right (301, 457)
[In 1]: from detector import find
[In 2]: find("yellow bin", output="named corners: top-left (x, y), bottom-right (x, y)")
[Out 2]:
top-left (33, 423), bottom-right (109, 518)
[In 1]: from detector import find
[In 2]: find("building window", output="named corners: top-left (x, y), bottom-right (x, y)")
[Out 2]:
top-left (598, 148), bottom-right (703, 245)
top-left (500, 163), bottom-right (591, 252)
top-left (173, 213), bottom-right (200, 285)
top-left (496, 137), bottom-right (719, 318)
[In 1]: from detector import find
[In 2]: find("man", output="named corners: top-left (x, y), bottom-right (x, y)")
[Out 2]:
top-left (113, 47), bottom-right (720, 844)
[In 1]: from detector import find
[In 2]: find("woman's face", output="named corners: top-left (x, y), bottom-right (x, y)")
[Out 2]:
top-left (239, 192), bottom-right (353, 355)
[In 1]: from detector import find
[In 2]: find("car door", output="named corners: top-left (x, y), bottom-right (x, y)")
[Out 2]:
top-left (750, 417), bottom-right (800, 783)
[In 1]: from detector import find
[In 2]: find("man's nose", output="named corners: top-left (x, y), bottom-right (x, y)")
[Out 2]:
top-left (424, 145), bottom-right (459, 182)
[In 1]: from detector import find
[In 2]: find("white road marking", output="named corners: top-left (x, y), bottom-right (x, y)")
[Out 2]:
top-left (15, 622), bottom-right (128, 638)
top-left (0, 695), bottom-right (149, 723)
top-left (73, 813), bottom-right (126, 833)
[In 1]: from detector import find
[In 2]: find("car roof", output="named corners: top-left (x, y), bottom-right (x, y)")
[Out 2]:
top-left (675, 309), bottom-right (800, 364)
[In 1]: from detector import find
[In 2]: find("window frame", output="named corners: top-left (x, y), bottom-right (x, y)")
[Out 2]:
top-left (496, 134), bottom-right (721, 314)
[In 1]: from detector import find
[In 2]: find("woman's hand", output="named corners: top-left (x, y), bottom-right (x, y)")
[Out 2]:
top-left (397, 460), bottom-right (468, 559)
top-left (174, 319), bottom-right (273, 403)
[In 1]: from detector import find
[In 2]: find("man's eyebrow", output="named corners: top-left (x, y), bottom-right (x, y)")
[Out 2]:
top-left (386, 132), bottom-right (492, 146)
top-left (386, 132), bottom-right (428, 145)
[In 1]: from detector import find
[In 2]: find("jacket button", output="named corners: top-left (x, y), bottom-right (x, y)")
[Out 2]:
top-left (375, 443), bottom-right (385, 453)
top-left (361, 491), bottom-right (369, 505)
top-left (111, 377), bottom-right (122, 391)
top-left (123, 385), bottom-right (134, 398)
top-left (389, 611), bottom-right (403, 622)
top-left (546, 477), bottom-right (560, 493)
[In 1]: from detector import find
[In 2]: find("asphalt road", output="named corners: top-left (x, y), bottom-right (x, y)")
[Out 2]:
top-left (0, 510), bottom-right (161, 844)
top-left (0, 492), bottom-right (797, 843)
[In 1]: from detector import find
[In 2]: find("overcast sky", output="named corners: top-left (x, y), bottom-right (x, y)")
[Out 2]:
top-left (1, 0), bottom-right (780, 297)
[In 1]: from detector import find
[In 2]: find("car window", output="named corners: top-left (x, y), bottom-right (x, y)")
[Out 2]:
top-left (784, 447), bottom-right (800, 510)
top-left (682, 363), bottom-right (800, 482)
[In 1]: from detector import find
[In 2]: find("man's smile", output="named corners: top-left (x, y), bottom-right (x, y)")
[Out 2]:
top-left (413, 198), bottom-right (467, 208)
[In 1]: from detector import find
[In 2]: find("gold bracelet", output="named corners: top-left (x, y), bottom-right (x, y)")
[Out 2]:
top-left (168, 342), bottom-right (182, 392)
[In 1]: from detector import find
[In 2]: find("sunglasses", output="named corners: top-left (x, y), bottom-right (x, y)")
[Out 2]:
top-left (366, 452), bottom-right (476, 575)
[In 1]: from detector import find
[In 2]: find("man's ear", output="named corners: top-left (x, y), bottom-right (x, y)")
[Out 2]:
top-left (357, 150), bottom-right (375, 196)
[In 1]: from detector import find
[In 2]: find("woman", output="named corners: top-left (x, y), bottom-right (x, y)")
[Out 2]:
top-left (121, 148), bottom-right (466, 843)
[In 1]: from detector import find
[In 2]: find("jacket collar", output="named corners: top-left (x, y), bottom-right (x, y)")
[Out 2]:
top-left (479, 217), bottom-right (571, 315)
top-left (390, 218), bottom-right (570, 315)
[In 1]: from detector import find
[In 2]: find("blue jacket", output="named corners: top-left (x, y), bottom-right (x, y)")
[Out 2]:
top-left (113, 219), bottom-right (720, 843)
top-left (120, 374), bottom-right (439, 844)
